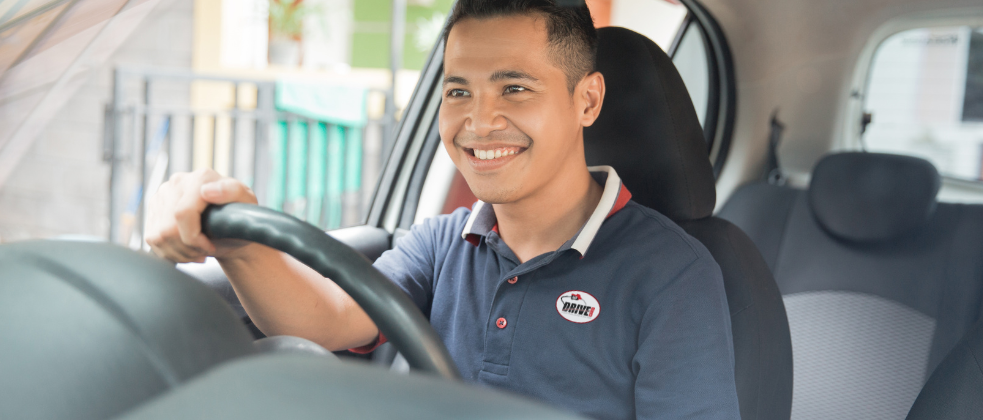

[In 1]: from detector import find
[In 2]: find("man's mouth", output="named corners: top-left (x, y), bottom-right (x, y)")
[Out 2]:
top-left (465, 147), bottom-right (526, 161)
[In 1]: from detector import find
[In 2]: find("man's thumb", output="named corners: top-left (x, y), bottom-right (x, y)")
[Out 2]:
top-left (200, 179), bottom-right (243, 204)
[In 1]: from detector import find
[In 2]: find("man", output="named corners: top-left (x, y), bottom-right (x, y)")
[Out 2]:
top-left (146, 1), bottom-right (741, 418)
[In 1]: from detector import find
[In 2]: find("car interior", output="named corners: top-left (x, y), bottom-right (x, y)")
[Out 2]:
top-left (1, 0), bottom-right (982, 418)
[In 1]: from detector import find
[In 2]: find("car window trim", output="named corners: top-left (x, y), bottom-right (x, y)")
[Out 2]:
top-left (365, 39), bottom-right (446, 229)
top-left (679, 0), bottom-right (737, 179)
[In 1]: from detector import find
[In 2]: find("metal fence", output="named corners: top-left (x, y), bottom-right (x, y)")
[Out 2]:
top-left (103, 67), bottom-right (388, 248)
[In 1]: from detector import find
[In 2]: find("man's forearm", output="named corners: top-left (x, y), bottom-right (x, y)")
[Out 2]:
top-left (216, 243), bottom-right (379, 350)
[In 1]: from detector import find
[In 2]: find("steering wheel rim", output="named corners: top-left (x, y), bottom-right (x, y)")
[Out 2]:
top-left (201, 203), bottom-right (460, 380)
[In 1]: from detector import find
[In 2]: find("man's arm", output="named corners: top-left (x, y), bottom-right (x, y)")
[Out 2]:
top-left (633, 256), bottom-right (741, 420)
top-left (145, 169), bottom-right (378, 351)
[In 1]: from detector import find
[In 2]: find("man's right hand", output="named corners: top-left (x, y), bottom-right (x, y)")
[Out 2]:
top-left (145, 169), bottom-right (380, 351)
top-left (146, 168), bottom-right (259, 263)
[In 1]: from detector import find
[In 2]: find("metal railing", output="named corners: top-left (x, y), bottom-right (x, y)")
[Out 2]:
top-left (104, 66), bottom-right (386, 248)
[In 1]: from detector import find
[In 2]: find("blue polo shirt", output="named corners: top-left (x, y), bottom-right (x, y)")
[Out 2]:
top-left (366, 166), bottom-right (740, 420)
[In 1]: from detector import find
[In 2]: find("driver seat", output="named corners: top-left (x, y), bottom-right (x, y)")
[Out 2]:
top-left (584, 27), bottom-right (793, 420)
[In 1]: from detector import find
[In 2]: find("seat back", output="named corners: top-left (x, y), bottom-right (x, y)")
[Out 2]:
top-left (585, 27), bottom-right (793, 420)
top-left (719, 152), bottom-right (983, 419)
top-left (0, 241), bottom-right (255, 420)
top-left (906, 320), bottom-right (983, 420)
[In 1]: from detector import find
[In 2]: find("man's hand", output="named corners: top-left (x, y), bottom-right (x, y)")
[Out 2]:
top-left (146, 168), bottom-right (258, 263)
top-left (145, 169), bottom-right (379, 350)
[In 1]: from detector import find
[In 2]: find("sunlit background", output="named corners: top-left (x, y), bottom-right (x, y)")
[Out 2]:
top-left (0, 0), bottom-right (690, 246)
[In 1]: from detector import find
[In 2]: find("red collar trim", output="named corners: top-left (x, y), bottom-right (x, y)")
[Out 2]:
top-left (607, 183), bottom-right (632, 218)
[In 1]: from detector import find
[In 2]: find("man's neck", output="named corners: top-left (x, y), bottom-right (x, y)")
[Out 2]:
top-left (493, 165), bottom-right (603, 263)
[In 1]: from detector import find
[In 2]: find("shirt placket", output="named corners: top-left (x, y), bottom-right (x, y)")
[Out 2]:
top-left (480, 234), bottom-right (561, 377)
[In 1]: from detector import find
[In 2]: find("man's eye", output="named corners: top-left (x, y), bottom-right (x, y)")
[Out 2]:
top-left (504, 85), bottom-right (527, 94)
top-left (447, 89), bottom-right (470, 98)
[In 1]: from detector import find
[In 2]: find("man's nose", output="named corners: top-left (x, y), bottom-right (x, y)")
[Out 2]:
top-left (466, 95), bottom-right (508, 137)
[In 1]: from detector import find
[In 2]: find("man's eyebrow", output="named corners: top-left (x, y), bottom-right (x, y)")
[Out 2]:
top-left (443, 75), bottom-right (468, 86)
top-left (490, 70), bottom-right (539, 83)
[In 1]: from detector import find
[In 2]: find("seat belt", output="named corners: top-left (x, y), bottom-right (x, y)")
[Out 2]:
top-left (765, 110), bottom-right (786, 186)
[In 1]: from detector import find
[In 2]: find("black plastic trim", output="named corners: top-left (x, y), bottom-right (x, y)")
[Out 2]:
top-left (667, 13), bottom-right (693, 57)
top-left (365, 40), bottom-right (446, 228)
top-left (398, 117), bottom-right (443, 229)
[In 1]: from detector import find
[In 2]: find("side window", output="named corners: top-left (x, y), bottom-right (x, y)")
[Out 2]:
top-left (671, 20), bottom-right (710, 126)
top-left (862, 26), bottom-right (983, 182)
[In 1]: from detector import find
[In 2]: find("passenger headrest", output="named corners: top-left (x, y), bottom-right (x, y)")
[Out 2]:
top-left (809, 152), bottom-right (940, 243)
top-left (584, 27), bottom-right (716, 221)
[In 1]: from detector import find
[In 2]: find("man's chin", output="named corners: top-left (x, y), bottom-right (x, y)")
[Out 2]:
top-left (470, 185), bottom-right (520, 205)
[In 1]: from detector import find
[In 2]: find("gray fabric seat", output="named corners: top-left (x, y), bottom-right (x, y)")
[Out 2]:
top-left (719, 152), bottom-right (983, 419)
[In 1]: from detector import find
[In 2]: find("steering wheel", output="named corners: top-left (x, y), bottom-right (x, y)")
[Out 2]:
top-left (201, 203), bottom-right (460, 380)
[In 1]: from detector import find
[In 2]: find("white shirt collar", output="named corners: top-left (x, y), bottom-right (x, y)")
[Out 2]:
top-left (460, 165), bottom-right (630, 257)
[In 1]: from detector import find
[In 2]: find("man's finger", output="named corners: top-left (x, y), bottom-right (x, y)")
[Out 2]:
top-left (173, 190), bottom-right (217, 255)
top-left (166, 243), bottom-right (207, 264)
top-left (200, 179), bottom-right (256, 205)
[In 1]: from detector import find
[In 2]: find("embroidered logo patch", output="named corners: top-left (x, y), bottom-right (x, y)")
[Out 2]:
top-left (556, 290), bottom-right (600, 323)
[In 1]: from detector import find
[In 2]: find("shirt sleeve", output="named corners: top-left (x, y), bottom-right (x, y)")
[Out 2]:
top-left (346, 217), bottom-right (443, 354)
top-left (633, 256), bottom-right (742, 420)
top-left (374, 207), bottom-right (479, 318)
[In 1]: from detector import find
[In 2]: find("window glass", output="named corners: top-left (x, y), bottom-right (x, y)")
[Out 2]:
top-left (862, 26), bottom-right (983, 182)
top-left (592, 0), bottom-right (688, 51)
top-left (672, 22), bottom-right (710, 126)
top-left (0, 0), bottom-right (454, 245)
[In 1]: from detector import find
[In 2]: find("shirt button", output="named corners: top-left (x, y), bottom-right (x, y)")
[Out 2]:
top-left (507, 276), bottom-right (518, 284)
top-left (496, 317), bottom-right (507, 329)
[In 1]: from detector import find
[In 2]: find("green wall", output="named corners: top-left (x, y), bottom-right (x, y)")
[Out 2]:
top-left (352, 0), bottom-right (455, 70)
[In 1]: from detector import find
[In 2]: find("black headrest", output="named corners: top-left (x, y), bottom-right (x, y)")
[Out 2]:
top-left (584, 27), bottom-right (716, 221)
top-left (809, 152), bottom-right (940, 243)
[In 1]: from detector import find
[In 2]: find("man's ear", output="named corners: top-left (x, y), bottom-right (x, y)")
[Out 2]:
top-left (577, 71), bottom-right (605, 127)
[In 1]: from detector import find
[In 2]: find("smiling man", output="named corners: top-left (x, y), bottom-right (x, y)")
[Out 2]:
top-left (145, 1), bottom-right (740, 419)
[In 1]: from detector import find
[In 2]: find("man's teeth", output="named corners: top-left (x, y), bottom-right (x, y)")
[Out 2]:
top-left (475, 148), bottom-right (517, 160)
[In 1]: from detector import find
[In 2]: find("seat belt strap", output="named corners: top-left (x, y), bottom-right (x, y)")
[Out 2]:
top-left (765, 110), bottom-right (786, 186)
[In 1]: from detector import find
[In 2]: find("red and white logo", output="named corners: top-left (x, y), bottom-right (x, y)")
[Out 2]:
top-left (556, 290), bottom-right (600, 323)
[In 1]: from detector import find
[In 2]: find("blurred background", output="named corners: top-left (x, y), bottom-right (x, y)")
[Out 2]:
top-left (0, 0), bottom-right (691, 247)
top-left (0, 0), bottom-right (455, 247)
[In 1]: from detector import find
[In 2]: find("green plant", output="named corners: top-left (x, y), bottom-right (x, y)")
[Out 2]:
top-left (269, 0), bottom-right (312, 38)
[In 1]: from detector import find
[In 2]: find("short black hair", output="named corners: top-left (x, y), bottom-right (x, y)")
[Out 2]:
top-left (442, 0), bottom-right (597, 93)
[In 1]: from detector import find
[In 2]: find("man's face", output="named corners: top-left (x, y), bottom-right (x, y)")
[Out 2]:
top-left (439, 14), bottom-right (594, 204)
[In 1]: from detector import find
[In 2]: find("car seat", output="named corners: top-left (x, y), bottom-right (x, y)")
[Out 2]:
top-left (584, 26), bottom-right (794, 420)
top-left (719, 152), bottom-right (983, 419)
top-left (905, 319), bottom-right (983, 419)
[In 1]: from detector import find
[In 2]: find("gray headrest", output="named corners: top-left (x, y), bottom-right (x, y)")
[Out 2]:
top-left (809, 152), bottom-right (940, 243)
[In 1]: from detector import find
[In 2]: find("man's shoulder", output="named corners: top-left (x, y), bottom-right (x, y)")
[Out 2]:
top-left (398, 207), bottom-right (472, 247)
top-left (418, 207), bottom-right (472, 232)
top-left (603, 200), bottom-right (718, 270)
